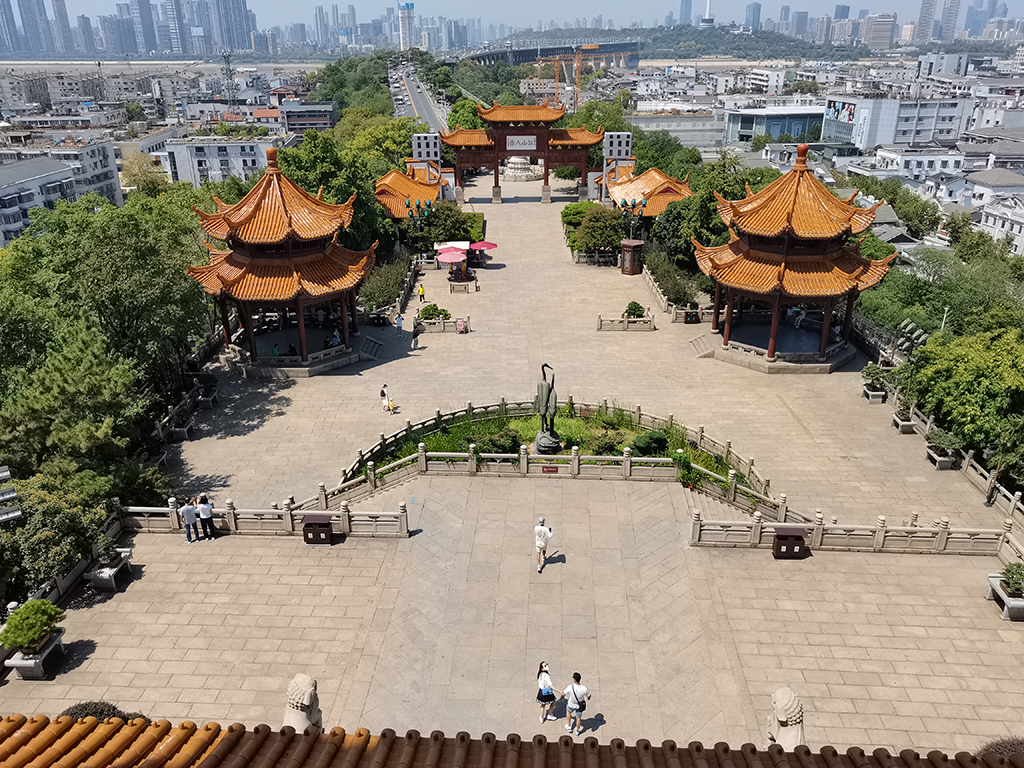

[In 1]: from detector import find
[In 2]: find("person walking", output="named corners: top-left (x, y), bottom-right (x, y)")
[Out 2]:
top-left (563, 672), bottom-right (591, 736)
top-left (197, 495), bottom-right (215, 540)
top-left (418, 284), bottom-right (426, 303)
top-left (179, 498), bottom-right (199, 543)
top-left (535, 516), bottom-right (553, 573)
top-left (536, 662), bottom-right (563, 723)
top-left (380, 384), bottom-right (389, 412)
top-left (396, 314), bottom-right (404, 338)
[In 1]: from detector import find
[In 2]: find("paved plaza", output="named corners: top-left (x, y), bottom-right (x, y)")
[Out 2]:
top-left (0, 476), bottom-right (1019, 755)
top-left (2, 175), bottom-right (1020, 751)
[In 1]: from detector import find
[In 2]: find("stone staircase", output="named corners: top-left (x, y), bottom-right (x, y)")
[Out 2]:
top-left (689, 332), bottom-right (715, 358)
top-left (682, 486), bottom-right (743, 521)
top-left (358, 335), bottom-right (384, 361)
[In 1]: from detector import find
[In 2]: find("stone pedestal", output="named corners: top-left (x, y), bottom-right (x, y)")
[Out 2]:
top-left (541, 185), bottom-right (551, 204)
top-left (454, 187), bottom-right (465, 205)
top-left (491, 186), bottom-right (502, 204)
top-left (535, 430), bottom-right (561, 455)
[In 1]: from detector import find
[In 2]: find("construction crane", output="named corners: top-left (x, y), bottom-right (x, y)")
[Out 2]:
top-left (534, 44), bottom-right (640, 111)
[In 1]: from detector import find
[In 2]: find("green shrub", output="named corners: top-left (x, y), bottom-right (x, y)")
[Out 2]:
top-left (861, 363), bottom-right (888, 388)
top-left (925, 427), bottom-right (963, 456)
top-left (672, 452), bottom-right (704, 486)
top-left (645, 250), bottom-right (698, 307)
top-left (583, 430), bottom-right (626, 456)
top-left (623, 302), bottom-right (646, 319)
top-left (976, 738), bottom-right (1024, 758)
top-left (469, 427), bottom-right (523, 455)
top-left (631, 430), bottom-right (669, 456)
top-left (96, 535), bottom-right (119, 562)
top-left (1003, 562), bottom-right (1024, 595)
top-left (0, 599), bottom-right (64, 650)
top-left (360, 256), bottom-right (411, 311)
top-left (59, 701), bottom-right (150, 725)
top-left (560, 201), bottom-right (598, 228)
top-left (419, 303), bottom-right (450, 321)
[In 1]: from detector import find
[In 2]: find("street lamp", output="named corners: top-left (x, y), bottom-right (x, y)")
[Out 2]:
top-left (620, 197), bottom-right (647, 240)
top-left (405, 197), bottom-right (431, 265)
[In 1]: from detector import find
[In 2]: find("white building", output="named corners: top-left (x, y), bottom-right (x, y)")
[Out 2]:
top-left (157, 135), bottom-right (295, 188)
top-left (873, 145), bottom-right (965, 180)
top-left (821, 96), bottom-right (972, 150)
top-left (980, 194), bottom-right (1024, 254)
top-left (0, 157), bottom-right (79, 244)
top-left (964, 168), bottom-right (1024, 208)
top-left (0, 139), bottom-right (122, 206)
top-left (747, 68), bottom-right (787, 96)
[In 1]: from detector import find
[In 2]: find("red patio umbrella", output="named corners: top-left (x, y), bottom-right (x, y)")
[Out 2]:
top-left (471, 241), bottom-right (497, 250)
top-left (437, 252), bottom-right (467, 264)
top-left (437, 246), bottom-right (466, 255)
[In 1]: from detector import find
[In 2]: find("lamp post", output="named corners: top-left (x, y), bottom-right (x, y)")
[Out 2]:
top-left (621, 197), bottom-right (647, 240)
top-left (405, 197), bottom-right (431, 266)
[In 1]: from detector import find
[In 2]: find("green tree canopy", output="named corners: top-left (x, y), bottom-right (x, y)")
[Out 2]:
top-left (447, 98), bottom-right (484, 130)
top-left (576, 206), bottom-right (624, 252)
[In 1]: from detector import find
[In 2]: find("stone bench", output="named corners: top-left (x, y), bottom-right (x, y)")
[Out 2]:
top-left (4, 627), bottom-right (65, 680)
top-left (449, 282), bottom-right (471, 294)
top-left (155, 417), bottom-right (196, 442)
top-left (987, 574), bottom-right (1024, 620)
top-left (197, 388), bottom-right (219, 409)
top-left (84, 552), bottom-right (132, 591)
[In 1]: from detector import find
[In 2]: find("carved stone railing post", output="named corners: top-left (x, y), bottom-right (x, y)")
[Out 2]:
top-left (571, 446), bottom-right (580, 477)
top-left (283, 498), bottom-right (294, 533)
top-left (519, 445), bottom-right (528, 476)
top-left (602, 398), bottom-right (608, 414)
top-left (873, 515), bottom-right (886, 552)
top-left (962, 449), bottom-right (975, 475)
top-left (1002, 518), bottom-right (1013, 548)
top-left (724, 440), bottom-right (732, 464)
top-left (418, 442), bottom-right (427, 473)
top-left (339, 500), bottom-right (351, 535)
top-left (935, 516), bottom-right (950, 551)
top-left (398, 502), bottom-right (409, 536)
top-left (225, 499), bottom-right (237, 531)
top-left (367, 461), bottom-right (376, 490)
top-left (318, 483), bottom-right (328, 510)
top-left (469, 444), bottom-right (478, 474)
top-left (168, 497), bottom-right (180, 530)
top-left (697, 424), bottom-right (705, 447)
top-left (812, 509), bottom-right (824, 548)
top-left (435, 409), bottom-right (442, 428)
top-left (633, 404), bottom-right (641, 428)
top-left (467, 401), bottom-right (473, 417)
top-left (499, 396), bottom-right (507, 416)
top-left (623, 447), bottom-right (632, 479)
top-left (728, 469), bottom-right (737, 502)
top-left (1012, 492), bottom-right (1022, 518)
top-left (667, 413), bottom-right (674, 429)
top-left (778, 493), bottom-right (788, 523)
top-left (750, 510), bottom-right (762, 547)
top-left (689, 509), bottom-right (701, 544)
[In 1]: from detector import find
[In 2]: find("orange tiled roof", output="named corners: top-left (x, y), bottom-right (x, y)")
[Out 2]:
top-left (188, 238), bottom-right (376, 301)
top-left (716, 144), bottom-right (881, 240)
top-left (438, 128), bottom-right (494, 148)
top-left (478, 100), bottom-right (566, 123)
top-left (375, 169), bottom-right (442, 218)
top-left (694, 230), bottom-right (894, 298)
top-left (548, 126), bottom-right (605, 147)
top-left (194, 148), bottom-right (355, 244)
top-left (254, 108), bottom-right (280, 118)
top-left (609, 167), bottom-right (693, 217)
top-left (0, 716), bottom-right (974, 768)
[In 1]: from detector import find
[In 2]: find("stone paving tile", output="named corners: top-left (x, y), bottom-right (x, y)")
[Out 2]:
top-left (170, 176), bottom-right (994, 529)
top-left (2, 476), bottom-right (1020, 754)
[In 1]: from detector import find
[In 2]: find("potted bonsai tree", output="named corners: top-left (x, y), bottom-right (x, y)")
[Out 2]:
top-left (0, 599), bottom-right (64, 654)
top-left (925, 428), bottom-right (963, 470)
top-left (95, 536), bottom-right (121, 568)
top-left (986, 562), bottom-right (1024, 621)
top-left (861, 363), bottom-right (888, 404)
top-left (891, 397), bottom-right (916, 434)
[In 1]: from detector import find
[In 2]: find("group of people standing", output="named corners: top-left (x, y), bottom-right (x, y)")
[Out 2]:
top-left (177, 496), bottom-right (215, 543)
top-left (537, 662), bottom-right (592, 736)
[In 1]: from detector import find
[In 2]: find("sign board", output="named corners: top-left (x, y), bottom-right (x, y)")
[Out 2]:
top-left (542, 466), bottom-right (559, 474)
top-left (506, 135), bottom-right (537, 151)
top-left (826, 99), bottom-right (856, 124)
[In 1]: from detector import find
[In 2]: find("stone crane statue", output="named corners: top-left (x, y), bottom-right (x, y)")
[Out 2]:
top-left (534, 363), bottom-right (561, 454)
top-left (283, 673), bottom-right (323, 732)
top-left (765, 687), bottom-right (805, 751)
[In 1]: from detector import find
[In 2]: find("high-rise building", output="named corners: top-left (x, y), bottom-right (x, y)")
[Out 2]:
top-left (938, 0), bottom-right (961, 40)
top-left (166, 0), bottom-right (190, 53)
top-left (834, 4), bottom-right (850, 19)
top-left (0, 0), bottom-right (20, 52)
top-left (51, 0), bottom-right (75, 52)
top-left (745, 2), bottom-right (761, 28)
top-left (679, 0), bottom-right (692, 26)
top-left (792, 10), bottom-right (809, 34)
top-left (313, 5), bottom-right (328, 44)
top-left (211, 0), bottom-right (250, 50)
top-left (915, 0), bottom-right (936, 40)
top-left (20, 0), bottom-right (53, 53)
top-left (813, 13), bottom-right (831, 40)
top-left (398, 2), bottom-right (414, 50)
top-left (131, 0), bottom-right (158, 52)
top-left (861, 12), bottom-right (897, 48)
top-left (78, 14), bottom-right (96, 51)
top-left (100, 13), bottom-right (136, 52)
top-left (347, 4), bottom-right (356, 30)
top-left (780, 5), bottom-right (790, 21)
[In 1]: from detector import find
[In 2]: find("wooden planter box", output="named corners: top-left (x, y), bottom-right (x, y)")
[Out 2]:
top-left (926, 447), bottom-right (955, 470)
top-left (987, 574), bottom-right (1024, 620)
top-left (863, 385), bottom-right (886, 404)
top-left (891, 414), bottom-right (916, 433)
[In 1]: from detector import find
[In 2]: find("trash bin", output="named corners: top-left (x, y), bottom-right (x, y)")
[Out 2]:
top-left (302, 515), bottom-right (333, 547)
top-left (773, 527), bottom-right (807, 560)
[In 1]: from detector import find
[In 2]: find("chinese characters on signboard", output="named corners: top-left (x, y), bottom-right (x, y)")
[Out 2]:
top-left (826, 100), bottom-right (856, 124)
top-left (506, 136), bottom-right (538, 151)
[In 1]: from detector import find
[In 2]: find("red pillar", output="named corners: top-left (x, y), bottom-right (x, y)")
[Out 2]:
top-left (340, 292), bottom-right (351, 349)
top-left (722, 290), bottom-right (734, 348)
top-left (455, 162), bottom-right (461, 187)
top-left (493, 149), bottom-right (499, 187)
top-left (349, 290), bottom-right (359, 335)
top-left (544, 156), bottom-right (550, 186)
top-left (818, 298), bottom-right (835, 358)
top-left (711, 283), bottom-right (722, 332)
top-left (297, 302), bottom-right (308, 362)
top-left (767, 293), bottom-right (782, 361)
top-left (219, 296), bottom-right (232, 347)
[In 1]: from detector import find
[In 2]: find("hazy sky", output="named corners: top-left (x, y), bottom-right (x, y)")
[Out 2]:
top-left (61, 0), bottom-right (927, 36)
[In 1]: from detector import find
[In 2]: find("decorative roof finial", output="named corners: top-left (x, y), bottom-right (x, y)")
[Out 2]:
top-left (794, 143), bottom-right (809, 169)
top-left (266, 147), bottom-right (279, 170)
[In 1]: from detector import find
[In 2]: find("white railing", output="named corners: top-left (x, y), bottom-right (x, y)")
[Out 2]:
top-left (641, 266), bottom-right (713, 324)
top-left (597, 311), bottom-right (656, 331)
top-left (418, 315), bottom-right (472, 333)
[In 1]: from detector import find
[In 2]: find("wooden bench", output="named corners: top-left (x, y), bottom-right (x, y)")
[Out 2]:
top-left (4, 628), bottom-right (65, 680)
top-left (84, 552), bottom-right (132, 591)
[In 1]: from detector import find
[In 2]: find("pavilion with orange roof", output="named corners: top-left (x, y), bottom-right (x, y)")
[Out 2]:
top-left (439, 100), bottom-right (604, 203)
top-left (607, 167), bottom-right (693, 218)
top-left (693, 144), bottom-right (894, 364)
top-left (187, 147), bottom-right (377, 364)
top-left (375, 168), bottom-right (445, 219)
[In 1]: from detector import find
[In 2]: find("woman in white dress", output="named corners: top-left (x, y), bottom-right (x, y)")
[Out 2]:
top-left (535, 661), bottom-right (563, 723)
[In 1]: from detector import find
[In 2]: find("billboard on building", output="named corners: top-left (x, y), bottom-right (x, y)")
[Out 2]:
top-left (826, 100), bottom-right (856, 123)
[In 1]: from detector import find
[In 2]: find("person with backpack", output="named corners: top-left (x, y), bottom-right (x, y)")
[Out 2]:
top-left (563, 672), bottom-right (591, 736)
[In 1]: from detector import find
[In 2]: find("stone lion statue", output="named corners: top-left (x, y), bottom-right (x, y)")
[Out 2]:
top-left (765, 687), bottom-right (804, 751)
top-left (283, 673), bottom-right (323, 732)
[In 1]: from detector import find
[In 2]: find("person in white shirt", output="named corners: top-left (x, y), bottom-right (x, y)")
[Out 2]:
top-left (564, 672), bottom-right (591, 736)
top-left (197, 495), bottom-right (215, 541)
top-left (535, 661), bottom-right (563, 723)
top-left (534, 516), bottom-right (553, 573)
top-left (178, 499), bottom-right (199, 543)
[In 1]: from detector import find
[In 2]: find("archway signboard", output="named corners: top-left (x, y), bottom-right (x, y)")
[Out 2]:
top-left (440, 101), bottom-right (604, 203)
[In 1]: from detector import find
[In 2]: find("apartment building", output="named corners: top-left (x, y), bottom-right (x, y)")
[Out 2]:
top-left (0, 157), bottom-right (78, 244)
top-left (873, 144), bottom-right (965, 180)
top-left (0, 139), bottom-right (123, 205)
top-left (279, 100), bottom-right (338, 132)
top-left (979, 193), bottom-right (1024, 254)
top-left (157, 134), bottom-right (295, 187)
